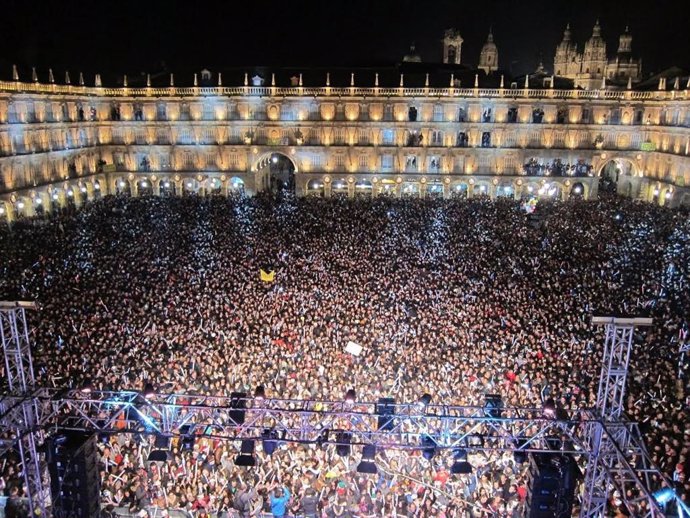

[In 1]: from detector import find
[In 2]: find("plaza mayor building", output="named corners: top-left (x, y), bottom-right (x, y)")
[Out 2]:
top-left (1, 22), bottom-right (690, 220)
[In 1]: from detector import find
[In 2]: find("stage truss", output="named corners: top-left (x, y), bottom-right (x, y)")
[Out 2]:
top-left (0, 305), bottom-right (683, 517)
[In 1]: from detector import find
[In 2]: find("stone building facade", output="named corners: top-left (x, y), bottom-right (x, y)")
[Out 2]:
top-left (1, 72), bottom-right (689, 220)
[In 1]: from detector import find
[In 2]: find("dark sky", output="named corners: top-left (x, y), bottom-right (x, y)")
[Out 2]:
top-left (1, 0), bottom-right (689, 81)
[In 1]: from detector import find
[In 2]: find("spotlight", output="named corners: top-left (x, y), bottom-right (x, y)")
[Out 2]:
top-left (80, 380), bottom-right (93, 394)
top-left (653, 487), bottom-right (676, 506)
top-left (229, 392), bottom-right (248, 425)
top-left (357, 444), bottom-right (377, 474)
top-left (344, 389), bottom-right (356, 405)
top-left (234, 440), bottom-right (256, 467)
top-left (376, 397), bottom-right (396, 431)
top-left (450, 448), bottom-right (472, 475)
top-left (335, 431), bottom-right (351, 457)
top-left (315, 427), bottom-right (330, 448)
top-left (94, 183), bottom-right (100, 190)
top-left (34, 197), bottom-right (42, 205)
top-left (119, 180), bottom-right (126, 188)
top-left (665, 191), bottom-right (672, 200)
top-left (419, 393), bottom-right (432, 407)
top-left (143, 382), bottom-right (155, 399)
top-left (80, 186), bottom-right (87, 193)
top-left (67, 190), bottom-right (73, 197)
top-left (261, 428), bottom-right (279, 456)
top-left (484, 394), bottom-right (503, 418)
top-left (179, 425), bottom-right (195, 450)
top-left (147, 449), bottom-right (170, 462)
top-left (254, 385), bottom-right (265, 400)
top-left (187, 182), bottom-right (193, 188)
top-left (543, 398), bottom-right (556, 418)
top-left (614, 212), bottom-right (623, 222)
top-left (271, 156), bottom-right (279, 164)
top-left (164, 181), bottom-right (171, 188)
top-left (52, 193), bottom-right (59, 200)
top-left (141, 181), bottom-right (148, 188)
top-left (513, 439), bottom-right (527, 464)
top-left (420, 435), bottom-right (436, 461)
top-left (17, 201), bottom-right (25, 209)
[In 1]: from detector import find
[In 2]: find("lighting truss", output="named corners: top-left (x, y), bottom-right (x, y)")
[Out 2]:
top-left (0, 306), bottom-right (675, 517)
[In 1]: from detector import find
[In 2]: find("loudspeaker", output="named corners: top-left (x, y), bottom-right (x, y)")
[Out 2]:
top-left (229, 392), bottom-right (247, 425)
top-left (376, 398), bottom-right (396, 431)
top-left (47, 432), bottom-right (101, 518)
top-left (526, 453), bottom-right (580, 518)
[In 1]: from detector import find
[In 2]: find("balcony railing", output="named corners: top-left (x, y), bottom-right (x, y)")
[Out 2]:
top-left (1, 80), bottom-right (686, 101)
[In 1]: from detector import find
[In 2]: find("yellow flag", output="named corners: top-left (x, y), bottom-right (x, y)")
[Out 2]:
top-left (260, 269), bottom-right (275, 282)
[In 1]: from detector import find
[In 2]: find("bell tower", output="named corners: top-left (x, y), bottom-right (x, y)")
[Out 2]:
top-left (478, 28), bottom-right (499, 73)
top-left (443, 28), bottom-right (463, 64)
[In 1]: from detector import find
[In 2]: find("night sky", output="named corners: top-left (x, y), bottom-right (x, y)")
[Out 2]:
top-left (1, 0), bottom-right (688, 81)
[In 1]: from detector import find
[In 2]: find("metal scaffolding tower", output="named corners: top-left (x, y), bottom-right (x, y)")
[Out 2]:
top-left (0, 301), bottom-right (48, 517)
top-left (579, 316), bottom-right (655, 518)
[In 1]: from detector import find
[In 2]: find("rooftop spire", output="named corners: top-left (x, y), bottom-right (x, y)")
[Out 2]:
top-left (12, 64), bottom-right (19, 81)
top-left (65, 71), bottom-right (70, 84)
top-left (48, 68), bottom-right (54, 83)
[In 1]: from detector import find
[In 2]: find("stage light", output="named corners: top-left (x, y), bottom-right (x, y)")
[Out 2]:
top-left (254, 385), bottom-right (265, 400)
top-left (573, 185), bottom-right (582, 194)
top-left (653, 487), bottom-right (676, 506)
top-left (344, 389), bottom-right (356, 405)
top-left (187, 182), bottom-right (193, 188)
top-left (143, 382), bottom-right (155, 399)
top-left (119, 180), bottom-right (126, 188)
top-left (419, 393), bottom-right (432, 407)
top-left (357, 444), bottom-right (377, 474)
top-left (80, 380), bottom-right (93, 394)
top-left (147, 449), bottom-right (170, 462)
top-left (543, 398), bottom-right (556, 418)
top-left (315, 427), bottom-right (330, 448)
top-left (141, 181), bottom-right (148, 188)
top-left (94, 183), bottom-right (100, 190)
top-left (450, 448), bottom-right (472, 474)
top-left (17, 201), bottom-right (25, 209)
top-left (272, 156), bottom-right (279, 164)
top-left (614, 212), bottom-right (623, 222)
top-left (179, 424), bottom-right (195, 450)
top-left (335, 431), bottom-right (351, 457)
top-left (34, 197), bottom-right (42, 205)
top-left (67, 190), bottom-right (74, 197)
top-left (52, 193), bottom-right (59, 200)
top-left (261, 428), bottom-right (279, 456)
top-left (665, 191), bottom-right (672, 200)
top-left (484, 394), bottom-right (503, 418)
top-left (234, 440), bottom-right (256, 467)
top-left (421, 434), bottom-right (436, 461)
top-left (164, 181), bottom-right (171, 188)
top-left (80, 186), bottom-right (87, 193)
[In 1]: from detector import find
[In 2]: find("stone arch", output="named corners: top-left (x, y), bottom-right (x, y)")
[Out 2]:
top-left (354, 179), bottom-right (373, 198)
top-left (254, 151), bottom-right (298, 193)
top-left (306, 179), bottom-right (324, 197)
top-left (598, 157), bottom-right (639, 178)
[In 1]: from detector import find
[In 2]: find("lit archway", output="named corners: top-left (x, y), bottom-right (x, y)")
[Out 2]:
top-left (254, 152), bottom-right (298, 193)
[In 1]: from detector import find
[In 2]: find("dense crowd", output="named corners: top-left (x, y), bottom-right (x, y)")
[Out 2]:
top-left (1, 192), bottom-right (689, 517)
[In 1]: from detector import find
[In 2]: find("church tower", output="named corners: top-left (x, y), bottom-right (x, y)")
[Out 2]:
top-left (554, 24), bottom-right (581, 77)
top-left (605, 26), bottom-right (642, 83)
top-left (443, 29), bottom-right (463, 64)
top-left (478, 29), bottom-right (499, 73)
top-left (580, 20), bottom-right (608, 88)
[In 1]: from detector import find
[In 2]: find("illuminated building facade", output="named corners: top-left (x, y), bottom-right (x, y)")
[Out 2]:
top-left (1, 60), bottom-right (689, 220)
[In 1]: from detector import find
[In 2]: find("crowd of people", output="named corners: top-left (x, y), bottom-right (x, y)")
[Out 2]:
top-left (1, 192), bottom-right (689, 517)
